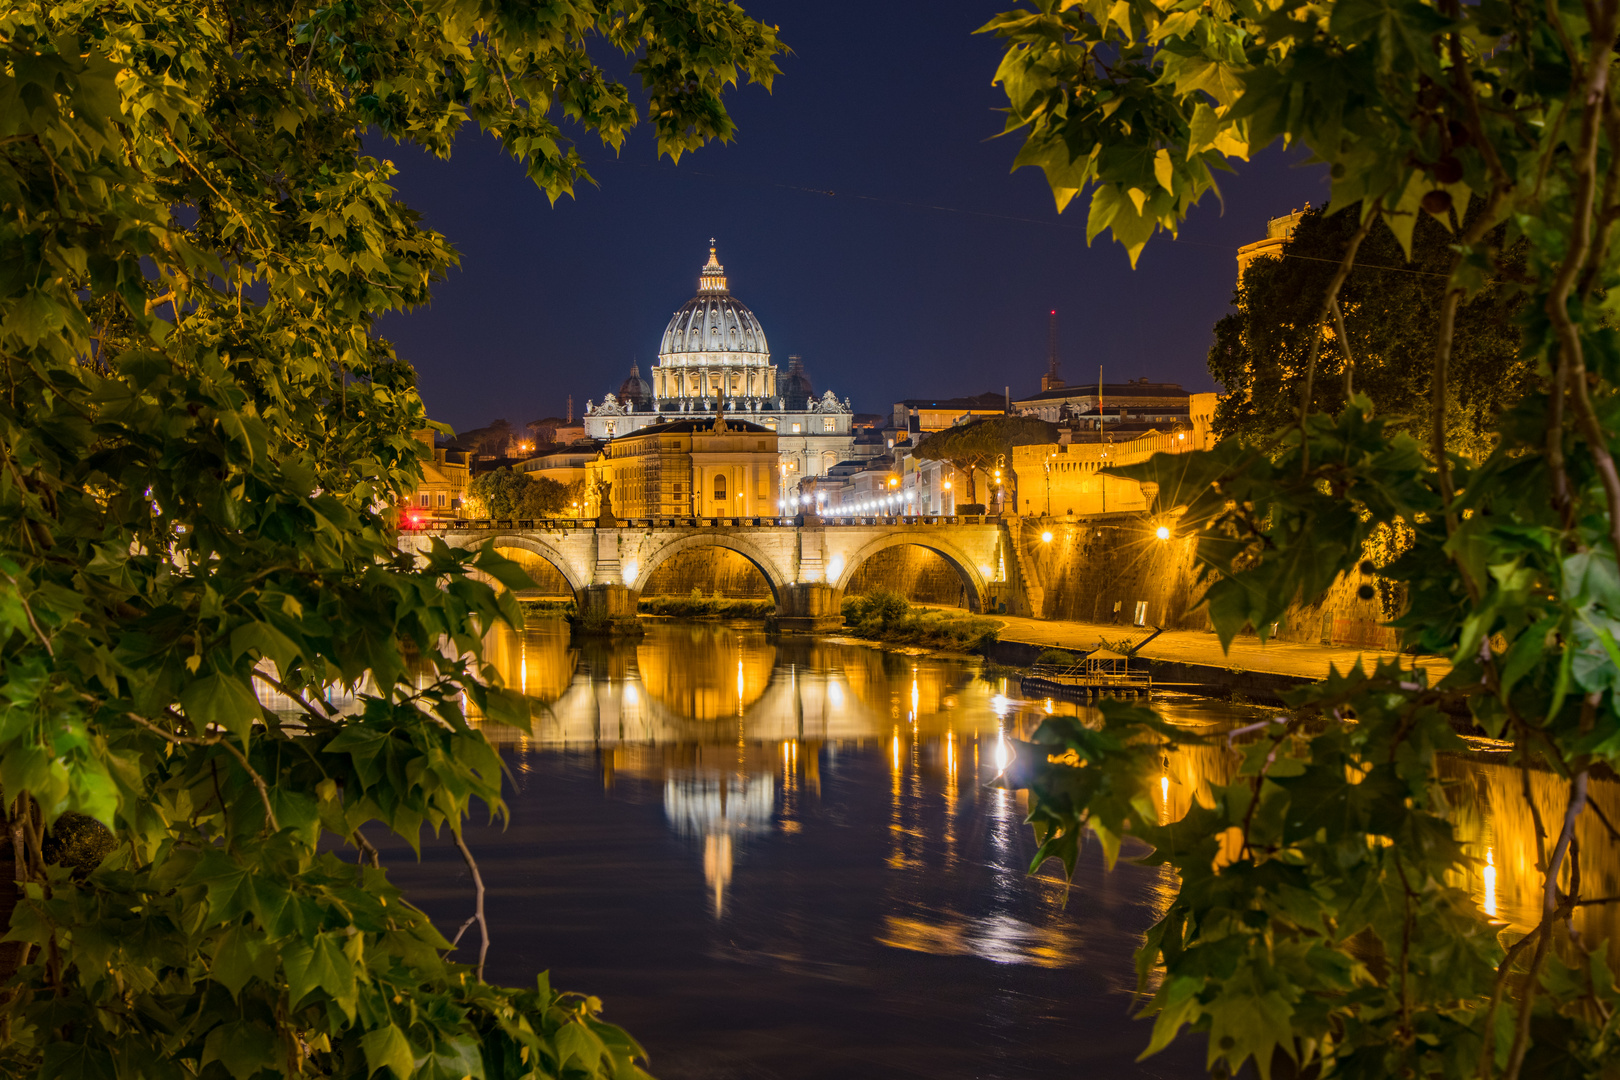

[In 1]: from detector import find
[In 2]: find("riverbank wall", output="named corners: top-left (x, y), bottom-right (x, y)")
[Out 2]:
top-left (984, 637), bottom-right (1317, 705)
top-left (998, 515), bottom-right (1399, 652)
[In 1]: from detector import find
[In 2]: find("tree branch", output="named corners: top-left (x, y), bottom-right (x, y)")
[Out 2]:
top-left (251, 668), bottom-right (336, 722)
top-left (124, 711), bottom-right (280, 832)
top-left (1478, 922), bottom-right (1545, 1080)
top-left (1543, 0), bottom-right (1620, 542)
top-left (452, 830), bottom-right (489, 980)
top-left (1431, 185), bottom-right (1510, 550)
top-left (1299, 201), bottom-right (1380, 473)
top-left (1332, 296), bottom-right (1355, 401)
top-left (1502, 770), bottom-right (1590, 1080)
top-left (0, 571), bottom-right (53, 658)
top-left (353, 826), bottom-right (380, 869)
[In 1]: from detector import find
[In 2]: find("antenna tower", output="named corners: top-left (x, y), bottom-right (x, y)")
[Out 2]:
top-left (1041, 310), bottom-right (1066, 391)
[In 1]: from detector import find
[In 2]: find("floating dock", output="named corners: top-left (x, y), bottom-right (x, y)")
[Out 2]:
top-left (1019, 648), bottom-right (1153, 702)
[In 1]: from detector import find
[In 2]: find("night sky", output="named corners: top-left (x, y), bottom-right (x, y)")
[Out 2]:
top-left (375, 1), bottom-right (1328, 434)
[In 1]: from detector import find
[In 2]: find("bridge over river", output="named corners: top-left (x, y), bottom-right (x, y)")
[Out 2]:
top-left (401, 515), bottom-right (1018, 631)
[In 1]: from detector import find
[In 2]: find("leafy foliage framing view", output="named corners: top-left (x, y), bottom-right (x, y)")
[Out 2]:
top-left (0, 2), bottom-right (780, 1077)
top-left (984, 0), bottom-right (1620, 1077)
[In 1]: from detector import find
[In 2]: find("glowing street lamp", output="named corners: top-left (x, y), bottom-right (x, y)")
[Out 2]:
top-left (1156, 525), bottom-right (1171, 541)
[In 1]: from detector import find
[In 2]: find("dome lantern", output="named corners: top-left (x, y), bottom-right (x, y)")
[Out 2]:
top-left (698, 239), bottom-right (728, 293)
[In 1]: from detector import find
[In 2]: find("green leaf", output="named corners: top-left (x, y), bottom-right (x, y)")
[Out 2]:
top-left (1140, 975), bottom-right (1203, 1059)
top-left (179, 670), bottom-right (261, 745)
top-left (201, 1020), bottom-right (280, 1080)
top-left (283, 931), bottom-right (357, 1014)
top-left (210, 923), bottom-right (263, 998)
top-left (361, 1024), bottom-right (417, 1080)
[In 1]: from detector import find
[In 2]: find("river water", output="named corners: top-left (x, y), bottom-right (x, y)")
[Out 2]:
top-left (374, 618), bottom-right (1619, 1080)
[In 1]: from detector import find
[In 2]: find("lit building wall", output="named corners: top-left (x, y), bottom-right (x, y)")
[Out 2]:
top-left (584, 418), bottom-right (780, 519)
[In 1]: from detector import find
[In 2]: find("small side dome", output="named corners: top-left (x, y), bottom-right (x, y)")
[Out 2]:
top-left (617, 363), bottom-right (653, 409)
top-left (780, 357), bottom-right (813, 411)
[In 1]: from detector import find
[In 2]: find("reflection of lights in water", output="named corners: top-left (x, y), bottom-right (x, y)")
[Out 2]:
top-left (946, 732), bottom-right (957, 781)
top-left (1044, 698), bottom-right (1053, 714)
top-left (736, 657), bottom-right (744, 714)
top-left (877, 912), bottom-right (1072, 968)
top-left (703, 834), bottom-right (732, 918)
top-left (994, 732), bottom-right (1010, 773)
top-left (911, 677), bottom-right (919, 718)
top-left (828, 681), bottom-right (844, 710)
top-left (991, 694), bottom-right (1009, 719)
top-left (520, 639), bottom-right (526, 695)
top-left (1160, 774), bottom-right (1170, 824)
top-left (892, 734), bottom-right (901, 771)
top-left (1484, 848), bottom-right (1497, 917)
top-left (623, 682), bottom-right (638, 706)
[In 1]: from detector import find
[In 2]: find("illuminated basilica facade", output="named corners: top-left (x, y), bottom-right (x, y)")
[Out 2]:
top-left (584, 243), bottom-right (854, 483)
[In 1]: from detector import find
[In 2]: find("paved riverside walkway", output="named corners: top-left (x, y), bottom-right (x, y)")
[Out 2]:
top-left (990, 615), bottom-right (1452, 686)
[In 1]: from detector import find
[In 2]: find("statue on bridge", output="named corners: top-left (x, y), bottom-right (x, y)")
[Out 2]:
top-left (593, 477), bottom-right (616, 526)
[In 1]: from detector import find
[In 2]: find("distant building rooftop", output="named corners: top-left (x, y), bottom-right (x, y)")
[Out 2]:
top-left (1016, 379), bottom-right (1188, 405)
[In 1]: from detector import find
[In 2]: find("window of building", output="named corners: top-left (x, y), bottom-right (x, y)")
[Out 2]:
top-left (418, 492), bottom-right (430, 507)
top-left (823, 417), bottom-right (835, 432)
top-left (791, 422), bottom-right (802, 433)
top-left (713, 474), bottom-right (727, 502)
top-left (437, 492), bottom-right (446, 507)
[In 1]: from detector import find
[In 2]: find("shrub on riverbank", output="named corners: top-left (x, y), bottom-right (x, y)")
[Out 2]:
top-left (519, 599), bottom-right (576, 617)
top-left (639, 594), bottom-right (775, 619)
top-left (841, 590), bottom-right (1000, 652)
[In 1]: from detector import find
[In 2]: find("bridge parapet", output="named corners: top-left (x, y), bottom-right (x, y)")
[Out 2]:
top-left (408, 514), bottom-right (998, 532)
top-left (400, 517), bottom-right (1012, 625)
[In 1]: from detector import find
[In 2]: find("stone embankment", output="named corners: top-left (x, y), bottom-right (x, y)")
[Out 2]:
top-left (987, 615), bottom-right (1451, 705)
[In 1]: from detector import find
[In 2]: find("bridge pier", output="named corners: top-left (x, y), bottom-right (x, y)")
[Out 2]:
top-left (775, 583), bottom-right (844, 634)
top-left (571, 584), bottom-right (643, 636)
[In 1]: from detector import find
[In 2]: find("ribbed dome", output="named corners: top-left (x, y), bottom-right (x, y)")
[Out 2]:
top-left (657, 244), bottom-right (770, 364)
top-left (780, 357), bottom-right (813, 410)
top-left (617, 363), bottom-right (652, 409)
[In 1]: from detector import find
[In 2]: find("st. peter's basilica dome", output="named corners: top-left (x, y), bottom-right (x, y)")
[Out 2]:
top-left (657, 243), bottom-right (769, 365)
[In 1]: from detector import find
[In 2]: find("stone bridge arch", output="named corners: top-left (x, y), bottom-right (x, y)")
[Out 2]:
top-left (832, 533), bottom-right (990, 613)
top-left (628, 532), bottom-right (791, 601)
top-left (484, 534), bottom-right (590, 599)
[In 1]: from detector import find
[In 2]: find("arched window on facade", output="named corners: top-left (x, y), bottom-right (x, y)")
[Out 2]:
top-left (713, 473), bottom-right (727, 505)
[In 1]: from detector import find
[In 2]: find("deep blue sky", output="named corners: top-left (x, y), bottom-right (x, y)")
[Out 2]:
top-left (376, 1), bottom-right (1327, 433)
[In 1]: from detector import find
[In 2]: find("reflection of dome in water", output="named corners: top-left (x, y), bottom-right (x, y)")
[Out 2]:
top-left (662, 772), bottom-right (776, 837)
top-left (664, 769), bottom-right (776, 918)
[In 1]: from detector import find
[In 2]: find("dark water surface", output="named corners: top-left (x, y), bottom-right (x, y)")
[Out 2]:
top-left (374, 619), bottom-right (1619, 1080)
